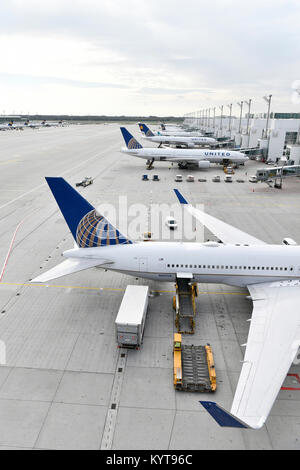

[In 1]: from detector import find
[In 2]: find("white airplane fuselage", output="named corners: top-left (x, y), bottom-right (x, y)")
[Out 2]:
top-left (142, 135), bottom-right (216, 146)
top-left (159, 130), bottom-right (204, 137)
top-left (64, 242), bottom-right (300, 287)
top-left (121, 146), bottom-right (248, 164)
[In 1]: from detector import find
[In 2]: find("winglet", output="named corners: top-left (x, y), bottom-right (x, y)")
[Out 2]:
top-left (199, 402), bottom-right (250, 428)
top-left (173, 189), bottom-right (188, 205)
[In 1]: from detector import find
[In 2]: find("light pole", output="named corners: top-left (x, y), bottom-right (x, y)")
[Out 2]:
top-left (237, 101), bottom-right (243, 134)
top-left (297, 90), bottom-right (300, 145)
top-left (227, 103), bottom-right (232, 139)
top-left (208, 108), bottom-right (211, 130)
top-left (212, 107), bottom-right (216, 134)
top-left (263, 94), bottom-right (272, 139)
top-left (219, 105), bottom-right (223, 138)
top-left (263, 94), bottom-right (272, 160)
top-left (244, 99), bottom-right (252, 147)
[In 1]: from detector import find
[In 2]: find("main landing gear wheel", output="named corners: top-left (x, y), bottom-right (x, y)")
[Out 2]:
top-left (178, 162), bottom-right (188, 169)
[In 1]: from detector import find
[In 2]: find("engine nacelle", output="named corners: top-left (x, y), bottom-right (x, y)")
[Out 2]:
top-left (187, 143), bottom-right (195, 148)
top-left (282, 238), bottom-right (298, 246)
top-left (198, 160), bottom-right (210, 169)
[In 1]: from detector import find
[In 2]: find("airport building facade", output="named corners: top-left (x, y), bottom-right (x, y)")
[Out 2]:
top-left (185, 112), bottom-right (300, 164)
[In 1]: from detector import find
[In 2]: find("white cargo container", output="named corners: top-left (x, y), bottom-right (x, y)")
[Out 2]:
top-left (115, 285), bottom-right (149, 348)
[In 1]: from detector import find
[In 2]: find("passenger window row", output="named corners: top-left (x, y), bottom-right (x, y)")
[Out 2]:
top-left (166, 264), bottom-right (293, 272)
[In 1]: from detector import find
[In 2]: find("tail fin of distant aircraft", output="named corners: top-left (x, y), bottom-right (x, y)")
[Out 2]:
top-left (138, 123), bottom-right (155, 137)
top-left (45, 177), bottom-right (132, 247)
top-left (161, 123), bottom-right (166, 130)
top-left (120, 127), bottom-right (143, 149)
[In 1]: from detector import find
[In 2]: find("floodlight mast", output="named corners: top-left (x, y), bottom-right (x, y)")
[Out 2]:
top-left (244, 99), bottom-right (252, 147)
top-left (263, 94), bottom-right (272, 139)
top-left (263, 94), bottom-right (272, 159)
top-left (296, 89), bottom-right (300, 145)
top-left (237, 101), bottom-right (243, 134)
top-left (227, 103), bottom-right (232, 139)
top-left (219, 105), bottom-right (223, 137)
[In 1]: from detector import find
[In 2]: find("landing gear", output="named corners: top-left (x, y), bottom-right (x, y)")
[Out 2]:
top-left (178, 162), bottom-right (188, 169)
top-left (146, 158), bottom-right (154, 170)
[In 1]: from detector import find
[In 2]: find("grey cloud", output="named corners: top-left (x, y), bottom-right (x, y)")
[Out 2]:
top-left (1, 0), bottom-right (300, 112)
top-left (0, 73), bottom-right (130, 89)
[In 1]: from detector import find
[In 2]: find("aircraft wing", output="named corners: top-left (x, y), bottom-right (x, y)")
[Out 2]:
top-left (31, 257), bottom-right (112, 283)
top-left (201, 280), bottom-right (300, 429)
top-left (174, 189), bottom-right (266, 245)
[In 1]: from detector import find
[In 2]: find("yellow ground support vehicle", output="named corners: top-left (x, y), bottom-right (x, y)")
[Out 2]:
top-left (173, 334), bottom-right (216, 392)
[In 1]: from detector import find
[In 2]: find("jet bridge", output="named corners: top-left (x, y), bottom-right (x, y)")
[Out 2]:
top-left (256, 164), bottom-right (300, 181)
top-left (255, 164), bottom-right (300, 188)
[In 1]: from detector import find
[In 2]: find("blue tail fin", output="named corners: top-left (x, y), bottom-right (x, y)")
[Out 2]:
top-left (138, 123), bottom-right (154, 137)
top-left (45, 177), bottom-right (132, 247)
top-left (120, 127), bottom-right (143, 149)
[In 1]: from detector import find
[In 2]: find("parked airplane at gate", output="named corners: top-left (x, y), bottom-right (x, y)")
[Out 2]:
top-left (32, 178), bottom-right (300, 430)
top-left (0, 120), bottom-right (24, 130)
top-left (138, 123), bottom-right (216, 147)
top-left (120, 127), bottom-right (248, 168)
top-left (160, 123), bottom-right (201, 136)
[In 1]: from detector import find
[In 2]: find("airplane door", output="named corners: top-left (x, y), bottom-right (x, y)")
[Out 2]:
top-left (139, 257), bottom-right (148, 272)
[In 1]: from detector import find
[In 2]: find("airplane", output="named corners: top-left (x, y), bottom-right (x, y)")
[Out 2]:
top-left (138, 123), bottom-right (217, 147)
top-left (120, 127), bottom-right (248, 169)
top-left (40, 119), bottom-right (64, 127)
top-left (22, 119), bottom-right (63, 129)
top-left (0, 120), bottom-right (24, 131)
top-left (23, 119), bottom-right (41, 129)
top-left (31, 178), bottom-right (300, 430)
top-left (160, 123), bottom-right (201, 136)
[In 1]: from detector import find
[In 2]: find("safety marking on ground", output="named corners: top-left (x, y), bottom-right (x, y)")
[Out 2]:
top-left (0, 159), bottom-right (20, 166)
top-left (0, 282), bottom-right (247, 296)
top-left (100, 349), bottom-right (128, 450)
top-left (281, 374), bottom-right (300, 391)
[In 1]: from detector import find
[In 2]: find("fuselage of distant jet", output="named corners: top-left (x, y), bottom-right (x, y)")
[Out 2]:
top-left (142, 134), bottom-right (217, 147)
top-left (158, 130), bottom-right (204, 137)
top-left (121, 145), bottom-right (248, 166)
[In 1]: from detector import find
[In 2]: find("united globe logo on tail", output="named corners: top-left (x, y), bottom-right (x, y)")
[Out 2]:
top-left (76, 210), bottom-right (132, 247)
top-left (127, 137), bottom-right (142, 149)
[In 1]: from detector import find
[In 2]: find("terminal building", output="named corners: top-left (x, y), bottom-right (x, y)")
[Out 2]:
top-left (184, 112), bottom-right (300, 164)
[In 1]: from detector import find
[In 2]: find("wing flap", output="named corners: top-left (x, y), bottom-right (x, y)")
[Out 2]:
top-left (31, 258), bottom-right (112, 283)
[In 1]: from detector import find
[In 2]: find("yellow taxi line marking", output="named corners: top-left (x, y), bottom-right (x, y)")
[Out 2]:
top-left (0, 159), bottom-right (19, 166)
top-left (0, 282), bottom-right (247, 295)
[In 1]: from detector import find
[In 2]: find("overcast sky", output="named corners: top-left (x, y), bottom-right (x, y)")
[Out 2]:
top-left (1, 0), bottom-right (300, 116)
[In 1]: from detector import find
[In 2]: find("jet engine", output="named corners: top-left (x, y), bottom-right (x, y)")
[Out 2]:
top-left (187, 143), bottom-right (195, 148)
top-left (198, 160), bottom-right (210, 169)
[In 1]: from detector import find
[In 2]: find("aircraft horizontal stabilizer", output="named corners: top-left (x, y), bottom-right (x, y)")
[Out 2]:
top-left (199, 402), bottom-right (250, 429)
top-left (31, 258), bottom-right (112, 283)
